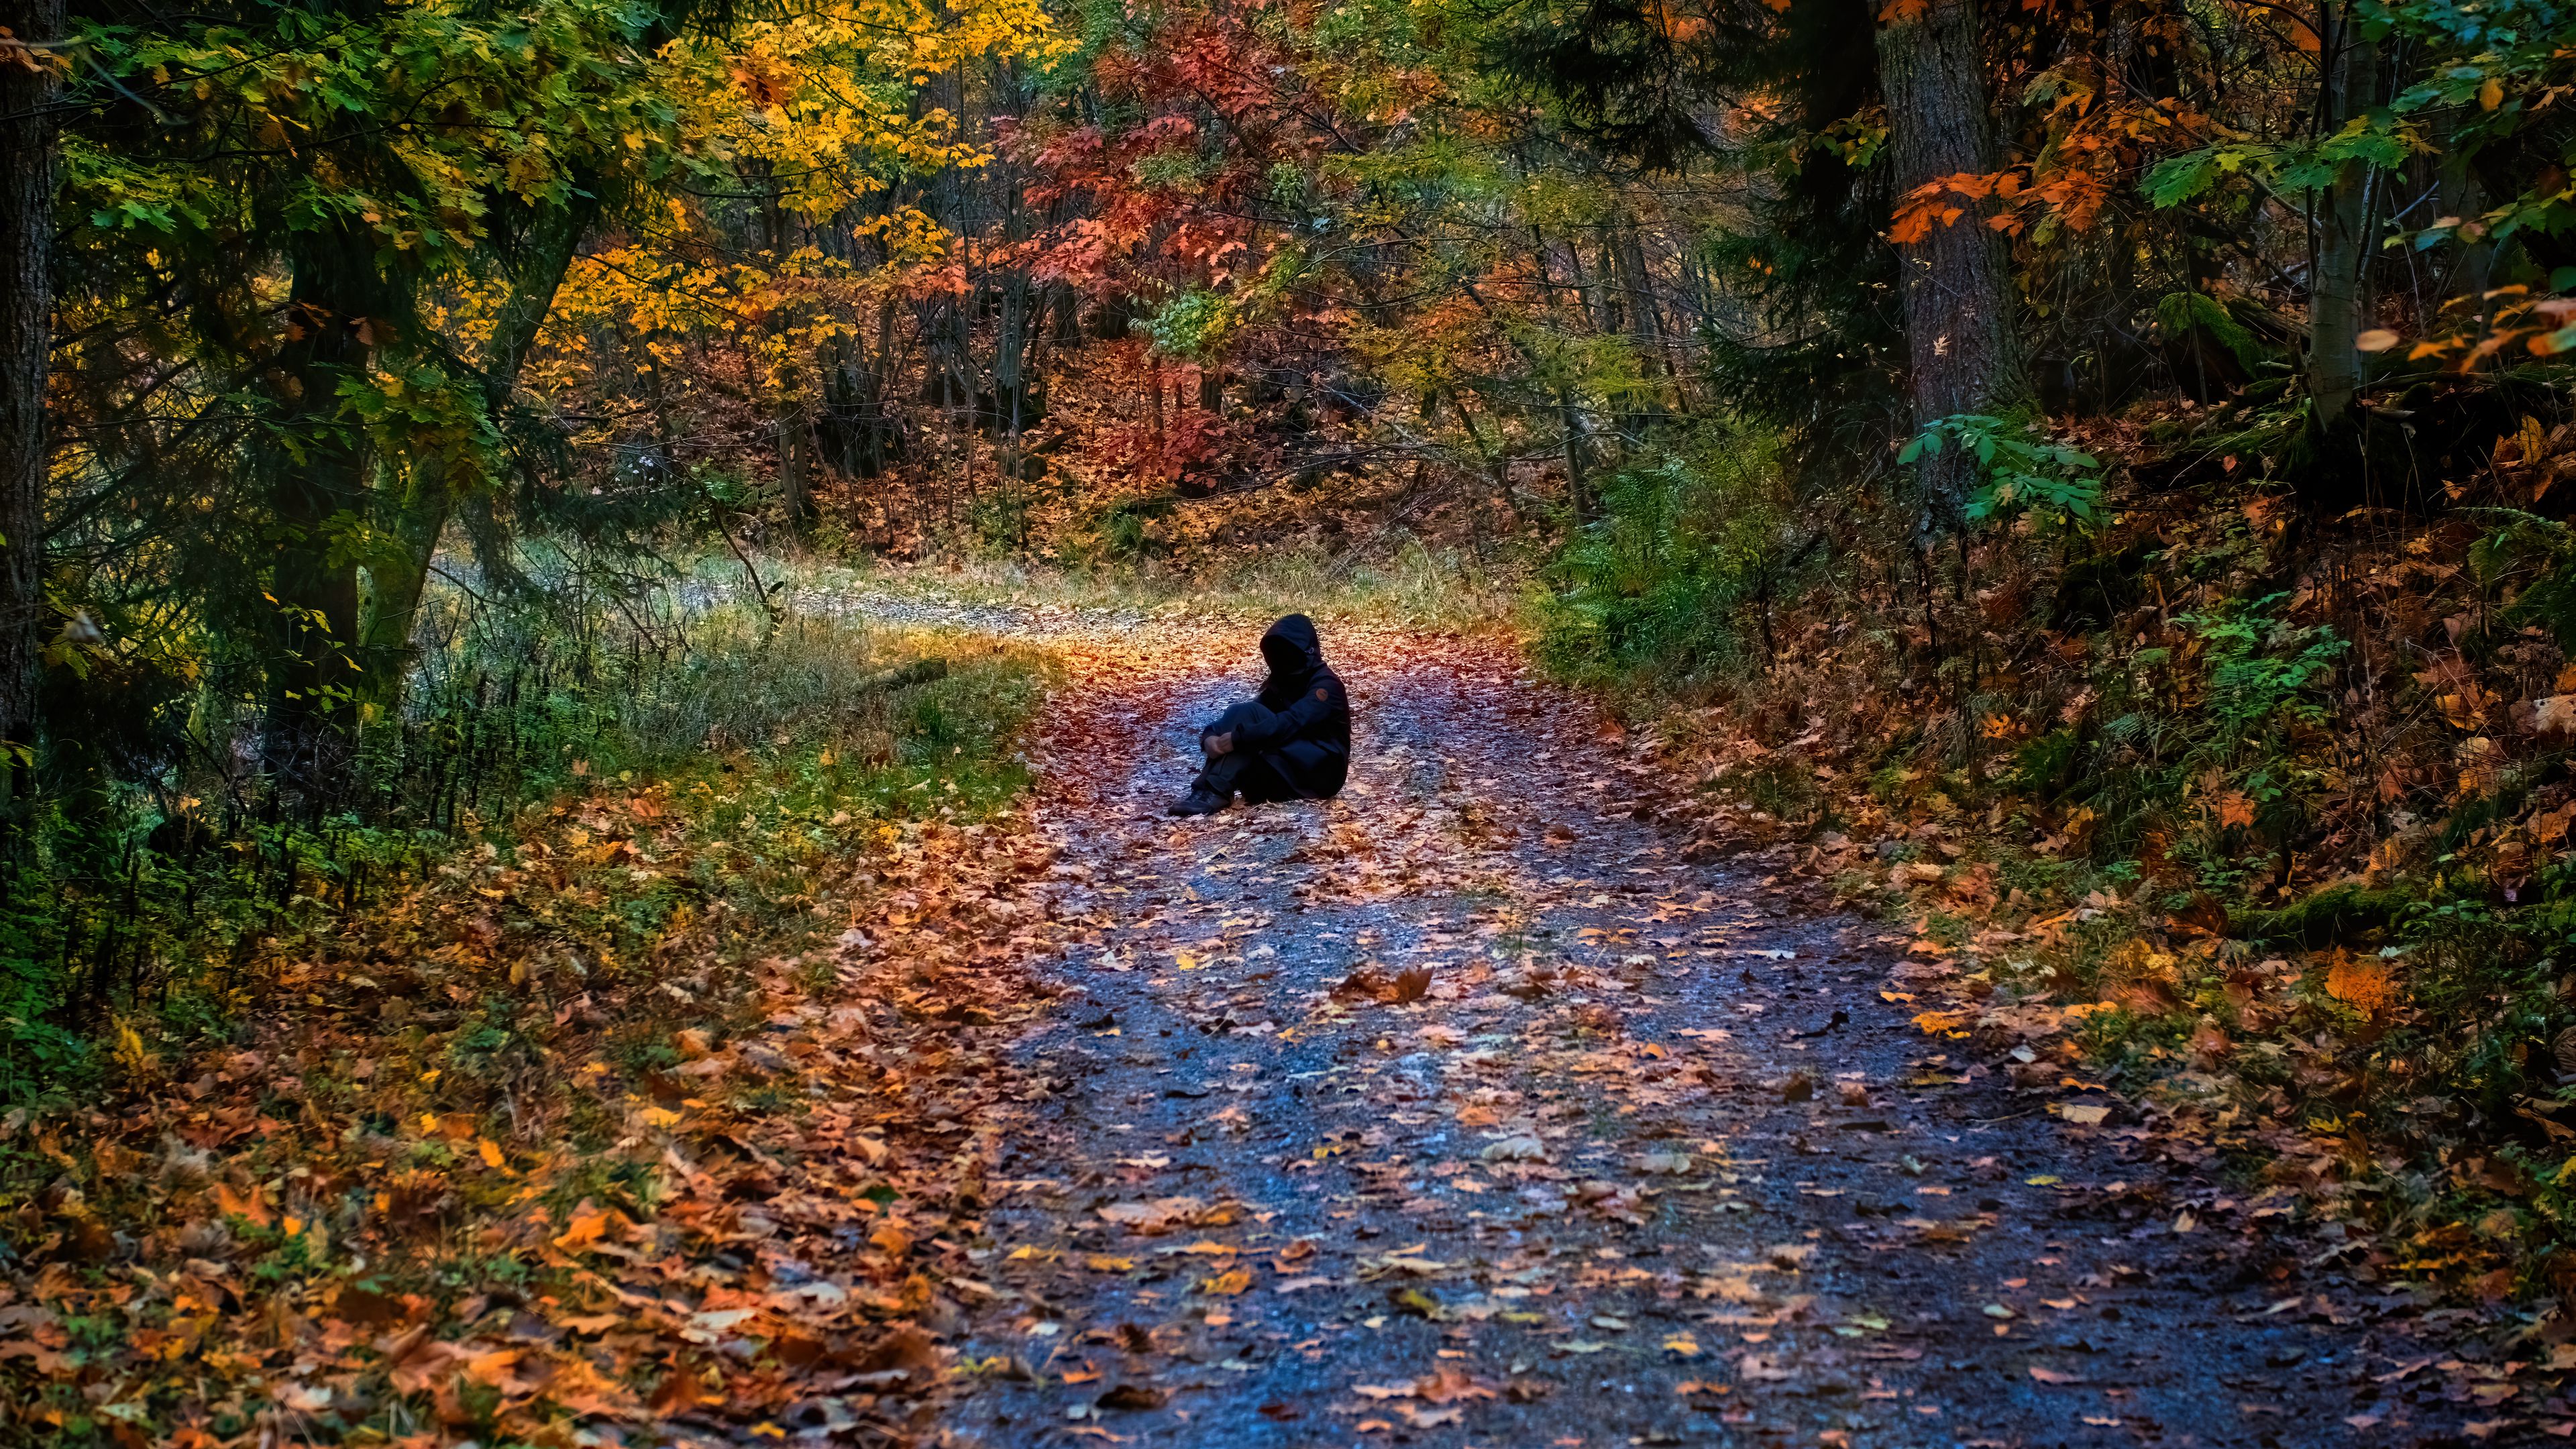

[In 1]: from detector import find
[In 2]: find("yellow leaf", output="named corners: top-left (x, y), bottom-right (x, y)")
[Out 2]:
top-left (478, 1138), bottom-right (508, 1171)
top-left (1201, 1268), bottom-right (1252, 1295)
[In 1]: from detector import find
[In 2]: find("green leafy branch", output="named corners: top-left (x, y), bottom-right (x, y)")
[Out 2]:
top-left (1899, 413), bottom-right (2106, 529)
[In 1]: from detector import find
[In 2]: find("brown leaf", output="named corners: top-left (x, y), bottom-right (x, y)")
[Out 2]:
top-left (1333, 965), bottom-right (1391, 999)
top-left (1097, 1196), bottom-right (1205, 1233)
top-left (329, 1284), bottom-right (407, 1326)
top-left (1096, 1383), bottom-right (1166, 1411)
top-left (851, 1324), bottom-right (937, 1378)
top-left (1414, 1366), bottom-right (1495, 1403)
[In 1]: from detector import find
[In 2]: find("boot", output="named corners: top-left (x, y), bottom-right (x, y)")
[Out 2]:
top-left (1167, 788), bottom-right (1228, 816)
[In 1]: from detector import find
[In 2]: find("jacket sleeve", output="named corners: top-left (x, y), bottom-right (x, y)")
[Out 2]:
top-left (1232, 676), bottom-right (1340, 749)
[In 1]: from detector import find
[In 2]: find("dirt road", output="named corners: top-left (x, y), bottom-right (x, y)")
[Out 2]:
top-left (898, 610), bottom-right (2467, 1448)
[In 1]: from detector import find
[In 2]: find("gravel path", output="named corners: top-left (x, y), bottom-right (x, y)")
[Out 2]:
top-left (846, 602), bottom-right (2469, 1448)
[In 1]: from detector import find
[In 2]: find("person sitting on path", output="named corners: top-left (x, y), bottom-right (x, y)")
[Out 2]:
top-left (1169, 613), bottom-right (1350, 816)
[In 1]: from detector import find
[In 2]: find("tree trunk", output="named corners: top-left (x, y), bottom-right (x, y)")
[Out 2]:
top-left (0, 0), bottom-right (62, 760)
top-left (1559, 385), bottom-right (1594, 523)
top-left (2308, 7), bottom-right (2379, 439)
top-left (776, 400), bottom-right (812, 526)
top-left (263, 221), bottom-right (390, 793)
top-left (1876, 0), bottom-right (2028, 534)
top-left (360, 185), bottom-right (599, 696)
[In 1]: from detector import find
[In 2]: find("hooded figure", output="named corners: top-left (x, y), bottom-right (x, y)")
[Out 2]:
top-left (1170, 614), bottom-right (1350, 815)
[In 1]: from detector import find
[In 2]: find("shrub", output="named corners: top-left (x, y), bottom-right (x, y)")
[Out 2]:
top-left (1538, 419), bottom-right (1809, 687)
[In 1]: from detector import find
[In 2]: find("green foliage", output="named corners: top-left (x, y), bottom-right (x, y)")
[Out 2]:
top-left (2473, 509), bottom-right (2576, 651)
top-left (2151, 292), bottom-right (2268, 374)
top-left (2382, 0), bottom-right (2576, 252)
top-left (2008, 591), bottom-right (2346, 890)
top-left (2143, 117), bottom-right (2427, 210)
top-left (1537, 419), bottom-right (1806, 684)
top-left (1142, 288), bottom-right (1240, 362)
top-left (2182, 592), bottom-right (2349, 733)
top-left (1093, 495), bottom-right (1175, 561)
top-left (1901, 414), bottom-right (2104, 529)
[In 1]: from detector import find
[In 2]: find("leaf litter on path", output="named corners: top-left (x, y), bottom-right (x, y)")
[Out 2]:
top-left (10, 601), bottom-right (2516, 1448)
top-left (924, 605), bottom-right (2498, 1448)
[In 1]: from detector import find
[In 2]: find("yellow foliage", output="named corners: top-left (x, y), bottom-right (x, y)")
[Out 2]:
top-left (110, 1016), bottom-right (159, 1080)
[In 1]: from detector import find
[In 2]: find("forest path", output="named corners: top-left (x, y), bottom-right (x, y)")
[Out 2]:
top-left (859, 600), bottom-right (2455, 1448)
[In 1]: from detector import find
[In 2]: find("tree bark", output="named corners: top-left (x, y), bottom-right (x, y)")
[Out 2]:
top-left (1876, 0), bottom-right (2028, 533)
top-left (0, 0), bottom-right (62, 758)
top-left (2308, 7), bottom-right (2379, 439)
top-left (263, 220), bottom-right (392, 793)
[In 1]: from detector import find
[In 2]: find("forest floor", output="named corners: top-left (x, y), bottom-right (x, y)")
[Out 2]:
top-left (6, 588), bottom-right (2530, 1449)
top-left (836, 597), bottom-right (2491, 1448)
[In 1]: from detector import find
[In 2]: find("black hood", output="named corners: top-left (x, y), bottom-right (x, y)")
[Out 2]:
top-left (1260, 614), bottom-right (1324, 683)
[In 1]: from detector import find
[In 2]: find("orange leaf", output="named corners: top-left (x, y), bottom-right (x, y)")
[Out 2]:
top-left (552, 1207), bottom-right (611, 1252)
top-left (2324, 951), bottom-right (2400, 1018)
top-left (213, 1180), bottom-right (274, 1228)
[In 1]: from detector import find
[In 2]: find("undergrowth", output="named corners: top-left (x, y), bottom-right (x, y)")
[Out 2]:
top-left (796, 533), bottom-right (1527, 633)
top-left (0, 578), bottom-right (1041, 1106)
top-left (0, 580), bottom-right (1049, 1446)
top-left (1538, 408), bottom-right (2576, 1303)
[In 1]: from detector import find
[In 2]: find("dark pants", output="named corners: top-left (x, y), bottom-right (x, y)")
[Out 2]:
top-left (1193, 701), bottom-right (1297, 804)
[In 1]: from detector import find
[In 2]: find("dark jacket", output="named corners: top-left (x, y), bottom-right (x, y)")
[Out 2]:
top-left (1218, 614), bottom-right (1350, 798)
